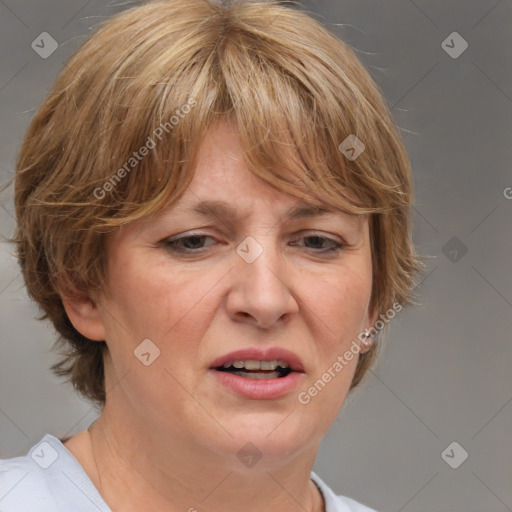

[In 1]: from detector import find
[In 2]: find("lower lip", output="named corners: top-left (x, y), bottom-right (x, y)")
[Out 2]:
top-left (209, 369), bottom-right (305, 400)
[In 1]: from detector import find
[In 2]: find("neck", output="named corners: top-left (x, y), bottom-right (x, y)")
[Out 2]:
top-left (85, 405), bottom-right (325, 512)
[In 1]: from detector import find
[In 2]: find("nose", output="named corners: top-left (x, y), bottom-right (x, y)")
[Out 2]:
top-left (226, 235), bottom-right (299, 329)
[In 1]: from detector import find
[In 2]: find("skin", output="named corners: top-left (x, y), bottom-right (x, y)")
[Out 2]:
top-left (62, 119), bottom-right (378, 512)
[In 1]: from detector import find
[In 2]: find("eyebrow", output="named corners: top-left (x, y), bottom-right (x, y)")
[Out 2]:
top-left (184, 200), bottom-right (341, 221)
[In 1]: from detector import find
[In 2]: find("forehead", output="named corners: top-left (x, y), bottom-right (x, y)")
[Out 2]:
top-left (176, 121), bottom-right (340, 210)
top-left (154, 120), bottom-right (367, 229)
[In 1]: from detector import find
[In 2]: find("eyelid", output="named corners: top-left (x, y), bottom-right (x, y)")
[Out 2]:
top-left (290, 232), bottom-right (344, 250)
top-left (164, 229), bottom-right (342, 243)
top-left (163, 230), bottom-right (345, 255)
top-left (164, 232), bottom-right (216, 248)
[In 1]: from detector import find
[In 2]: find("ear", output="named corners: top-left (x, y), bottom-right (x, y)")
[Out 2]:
top-left (368, 302), bottom-right (380, 327)
top-left (359, 302), bottom-right (380, 354)
top-left (62, 295), bottom-right (107, 342)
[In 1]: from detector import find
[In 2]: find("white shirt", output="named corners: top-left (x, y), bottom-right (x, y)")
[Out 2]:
top-left (0, 433), bottom-right (378, 512)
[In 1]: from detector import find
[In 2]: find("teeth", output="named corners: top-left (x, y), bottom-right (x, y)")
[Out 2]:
top-left (222, 359), bottom-right (290, 370)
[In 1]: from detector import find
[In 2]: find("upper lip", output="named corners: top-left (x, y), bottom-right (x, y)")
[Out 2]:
top-left (210, 347), bottom-right (305, 372)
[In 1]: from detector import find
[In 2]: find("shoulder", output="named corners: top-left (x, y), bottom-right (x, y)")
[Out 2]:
top-left (310, 471), bottom-right (379, 512)
top-left (0, 433), bottom-right (111, 512)
top-left (0, 440), bottom-right (60, 511)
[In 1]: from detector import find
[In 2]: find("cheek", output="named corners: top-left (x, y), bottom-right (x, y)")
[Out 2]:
top-left (301, 263), bottom-right (372, 344)
top-left (99, 255), bottom-right (216, 422)
top-left (101, 252), bottom-right (222, 364)
top-left (297, 270), bottom-right (370, 422)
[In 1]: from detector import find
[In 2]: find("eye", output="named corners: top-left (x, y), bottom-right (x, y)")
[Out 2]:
top-left (164, 233), bottom-right (216, 253)
top-left (291, 233), bottom-right (344, 254)
top-left (163, 232), bottom-right (344, 256)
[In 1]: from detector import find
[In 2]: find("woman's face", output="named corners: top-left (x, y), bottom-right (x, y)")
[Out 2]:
top-left (91, 120), bottom-right (377, 469)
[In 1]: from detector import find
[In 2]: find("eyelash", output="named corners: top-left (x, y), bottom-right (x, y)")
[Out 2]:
top-left (164, 233), bottom-right (344, 255)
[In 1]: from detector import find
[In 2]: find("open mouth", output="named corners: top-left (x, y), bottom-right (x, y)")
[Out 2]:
top-left (215, 364), bottom-right (292, 380)
top-left (210, 356), bottom-right (304, 399)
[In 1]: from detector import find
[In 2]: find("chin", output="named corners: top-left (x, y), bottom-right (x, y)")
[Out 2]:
top-left (213, 418), bottom-right (316, 465)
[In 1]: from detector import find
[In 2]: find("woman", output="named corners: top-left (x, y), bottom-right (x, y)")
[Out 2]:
top-left (0, 0), bottom-right (421, 510)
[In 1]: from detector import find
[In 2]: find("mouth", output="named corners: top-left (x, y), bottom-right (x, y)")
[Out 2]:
top-left (210, 360), bottom-right (304, 400)
top-left (209, 348), bottom-right (305, 399)
top-left (214, 360), bottom-right (293, 380)
top-left (209, 347), bottom-right (305, 378)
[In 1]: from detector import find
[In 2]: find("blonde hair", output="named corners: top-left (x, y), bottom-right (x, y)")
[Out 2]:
top-left (14, 0), bottom-right (422, 408)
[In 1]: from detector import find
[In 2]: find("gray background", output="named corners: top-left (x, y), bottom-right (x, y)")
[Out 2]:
top-left (1, 1), bottom-right (511, 511)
